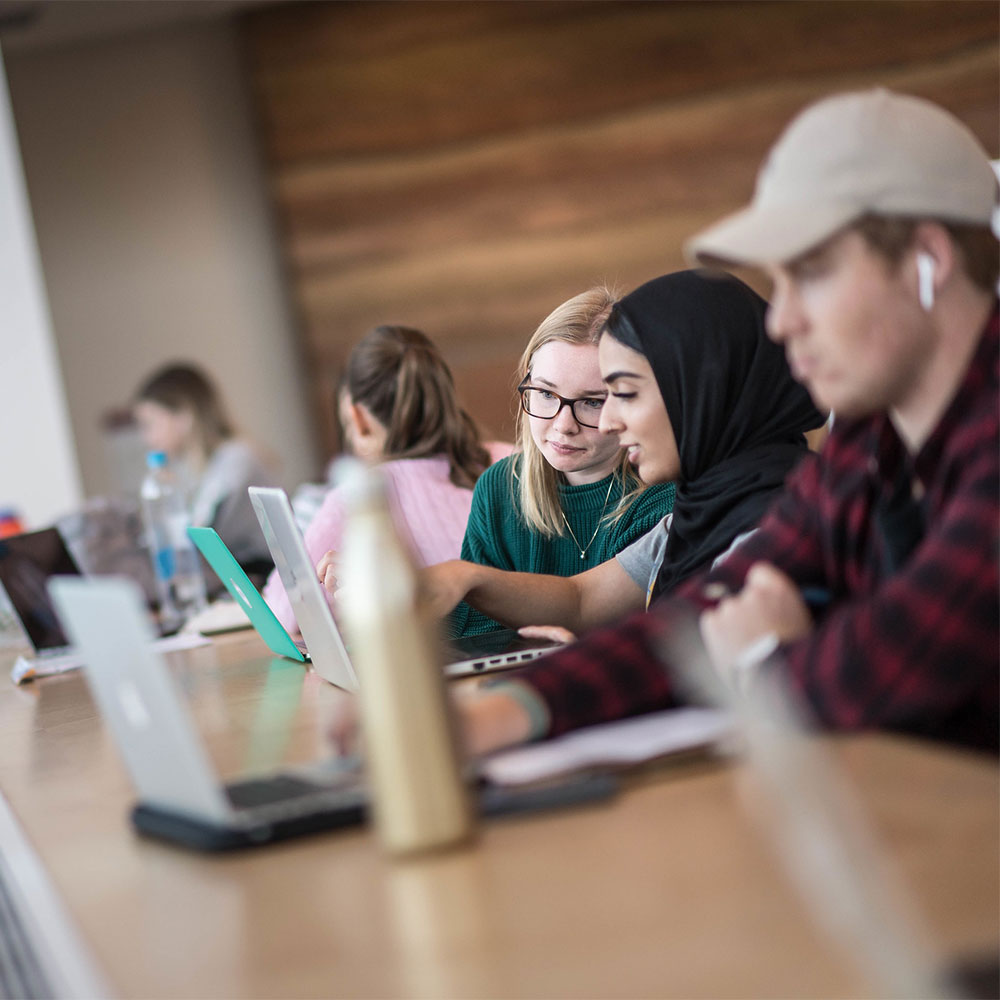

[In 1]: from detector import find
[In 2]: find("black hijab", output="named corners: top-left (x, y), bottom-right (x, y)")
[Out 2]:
top-left (606, 270), bottom-right (825, 598)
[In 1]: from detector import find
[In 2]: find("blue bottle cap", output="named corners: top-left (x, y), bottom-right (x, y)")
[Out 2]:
top-left (146, 451), bottom-right (168, 469)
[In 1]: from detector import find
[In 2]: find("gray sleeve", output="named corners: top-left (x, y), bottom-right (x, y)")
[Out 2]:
top-left (615, 515), bottom-right (671, 596)
top-left (192, 441), bottom-right (279, 564)
top-left (710, 528), bottom-right (757, 570)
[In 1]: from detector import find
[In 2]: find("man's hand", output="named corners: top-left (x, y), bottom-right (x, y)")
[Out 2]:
top-left (699, 562), bottom-right (814, 671)
top-left (453, 686), bottom-right (535, 756)
top-left (326, 684), bottom-right (533, 759)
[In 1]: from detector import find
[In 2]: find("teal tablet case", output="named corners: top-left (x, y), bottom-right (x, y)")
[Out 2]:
top-left (187, 526), bottom-right (306, 662)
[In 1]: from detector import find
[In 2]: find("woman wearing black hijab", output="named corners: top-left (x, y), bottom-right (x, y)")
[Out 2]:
top-left (605, 270), bottom-right (824, 599)
top-left (419, 270), bottom-right (824, 642)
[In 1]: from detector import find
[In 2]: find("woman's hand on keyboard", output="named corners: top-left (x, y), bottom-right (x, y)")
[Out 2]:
top-left (517, 624), bottom-right (575, 645)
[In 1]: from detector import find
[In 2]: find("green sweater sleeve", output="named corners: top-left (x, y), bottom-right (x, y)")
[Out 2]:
top-left (448, 458), bottom-right (520, 637)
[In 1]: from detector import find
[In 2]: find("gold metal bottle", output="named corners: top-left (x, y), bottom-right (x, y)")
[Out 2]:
top-left (337, 459), bottom-right (475, 856)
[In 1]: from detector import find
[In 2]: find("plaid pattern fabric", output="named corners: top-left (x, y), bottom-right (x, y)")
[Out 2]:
top-left (516, 308), bottom-right (999, 753)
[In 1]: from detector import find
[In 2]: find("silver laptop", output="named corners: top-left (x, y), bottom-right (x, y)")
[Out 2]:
top-left (248, 487), bottom-right (558, 682)
top-left (47, 576), bottom-right (616, 852)
top-left (0, 527), bottom-right (81, 659)
top-left (1, 527), bottom-right (177, 684)
top-left (48, 575), bottom-right (367, 850)
top-left (247, 489), bottom-right (359, 691)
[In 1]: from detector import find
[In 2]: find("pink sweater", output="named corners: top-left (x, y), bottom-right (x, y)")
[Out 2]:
top-left (262, 444), bottom-right (512, 633)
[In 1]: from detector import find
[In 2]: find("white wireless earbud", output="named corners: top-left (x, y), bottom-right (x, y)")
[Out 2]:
top-left (916, 252), bottom-right (935, 312)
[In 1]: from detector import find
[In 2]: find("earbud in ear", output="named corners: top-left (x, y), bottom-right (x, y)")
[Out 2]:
top-left (916, 252), bottom-right (935, 312)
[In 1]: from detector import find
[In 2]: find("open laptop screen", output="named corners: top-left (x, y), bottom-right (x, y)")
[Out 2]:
top-left (0, 528), bottom-right (81, 651)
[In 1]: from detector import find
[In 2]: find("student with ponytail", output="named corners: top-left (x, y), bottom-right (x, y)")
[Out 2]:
top-left (263, 325), bottom-right (508, 633)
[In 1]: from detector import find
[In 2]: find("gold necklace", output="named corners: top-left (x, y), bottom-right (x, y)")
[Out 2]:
top-left (560, 476), bottom-right (616, 560)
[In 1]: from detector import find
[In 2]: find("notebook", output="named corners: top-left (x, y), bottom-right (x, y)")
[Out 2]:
top-left (47, 575), bottom-right (618, 851)
top-left (247, 486), bottom-right (558, 686)
top-left (187, 526), bottom-right (306, 662)
top-left (2, 527), bottom-right (207, 684)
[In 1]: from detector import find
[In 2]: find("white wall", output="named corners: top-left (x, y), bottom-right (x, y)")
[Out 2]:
top-left (3, 18), bottom-right (318, 505)
top-left (0, 47), bottom-right (83, 528)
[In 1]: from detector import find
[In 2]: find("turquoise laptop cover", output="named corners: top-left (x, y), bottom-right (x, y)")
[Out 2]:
top-left (187, 526), bottom-right (306, 662)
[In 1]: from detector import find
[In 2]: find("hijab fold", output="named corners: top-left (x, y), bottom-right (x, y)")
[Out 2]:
top-left (607, 271), bottom-right (825, 598)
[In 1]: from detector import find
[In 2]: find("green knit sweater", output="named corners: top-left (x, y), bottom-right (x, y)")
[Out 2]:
top-left (450, 455), bottom-right (675, 636)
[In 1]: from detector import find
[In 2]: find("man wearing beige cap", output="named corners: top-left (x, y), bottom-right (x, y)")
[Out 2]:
top-left (451, 88), bottom-right (998, 756)
top-left (686, 89), bottom-right (997, 738)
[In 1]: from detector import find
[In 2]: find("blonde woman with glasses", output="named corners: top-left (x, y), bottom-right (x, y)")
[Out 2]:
top-left (449, 287), bottom-right (675, 637)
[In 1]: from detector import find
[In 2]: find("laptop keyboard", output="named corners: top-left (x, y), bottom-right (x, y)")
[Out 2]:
top-left (34, 645), bottom-right (72, 660)
top-left (226, 775), bottom-right (330, 809)
top-left (225, 773), bottom-right (367, 823)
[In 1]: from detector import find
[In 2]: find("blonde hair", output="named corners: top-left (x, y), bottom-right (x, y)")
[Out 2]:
top-left (346, 325), bottom-right (490, 489)
top-left (514, 286), bottom-right (642, 537)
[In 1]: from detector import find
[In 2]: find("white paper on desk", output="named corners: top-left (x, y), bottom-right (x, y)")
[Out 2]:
top-left (480, 708), bottom-right (732, 786)
top-left (10, 631), bottom-right (212, 685)
top-left (182, 599), bottom-right (252, 636)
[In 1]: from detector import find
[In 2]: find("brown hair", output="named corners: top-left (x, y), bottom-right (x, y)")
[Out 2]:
top-left (514, 286), bottom-right (642, 538)
top-left (853, 214), bottom-right (999, 293)
top-left (345, 325), bottom-right (490, 489)
top-left (134, 362), bottom-right (234, 457)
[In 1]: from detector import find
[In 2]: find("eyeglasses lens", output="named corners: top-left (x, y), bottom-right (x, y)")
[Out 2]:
top-left (520, 388), bottom-right (604, 428)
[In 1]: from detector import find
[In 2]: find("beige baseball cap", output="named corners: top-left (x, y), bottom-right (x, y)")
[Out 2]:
top-left (686, 88), bottom-right (999, 268)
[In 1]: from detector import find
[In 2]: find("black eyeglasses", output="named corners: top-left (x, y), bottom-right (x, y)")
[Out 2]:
top-left (517, 377), bottom-right (606, 429)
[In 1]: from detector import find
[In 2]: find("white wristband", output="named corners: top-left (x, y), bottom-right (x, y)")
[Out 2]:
top-left (729, 631), bottom-right (780, 689)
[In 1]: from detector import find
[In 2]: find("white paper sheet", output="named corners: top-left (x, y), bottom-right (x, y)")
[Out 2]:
top-left (480, 707), bottom-right (732, 786)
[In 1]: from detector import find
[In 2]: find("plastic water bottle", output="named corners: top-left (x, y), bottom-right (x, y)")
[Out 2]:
top-left (140, 451), bottom-right (206, 624)
top-left (336, 457), bottom-right (475, 856)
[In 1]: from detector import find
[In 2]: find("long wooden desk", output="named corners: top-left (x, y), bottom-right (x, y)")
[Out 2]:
top-left (0, 631), bottom-right (996, 998)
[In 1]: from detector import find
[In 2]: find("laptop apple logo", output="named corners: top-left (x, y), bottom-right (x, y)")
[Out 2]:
top-left (230, 579), bottom-right (251, 608)
top-left (117, 680), bottom-right (151, 730)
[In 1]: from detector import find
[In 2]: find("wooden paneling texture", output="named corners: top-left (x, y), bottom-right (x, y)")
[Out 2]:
top-left (239, 0), bottom-right (999, 461)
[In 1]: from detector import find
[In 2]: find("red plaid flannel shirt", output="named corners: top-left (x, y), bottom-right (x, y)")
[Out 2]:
top-left (517, 308), bottom-right (999, 753)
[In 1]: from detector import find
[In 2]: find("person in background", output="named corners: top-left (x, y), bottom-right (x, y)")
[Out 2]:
top-left (445, 286), bottom-right (676, 638)
top-left (421, 268), bottom-right (823, 642)
top-left (449, 89), bottom-right (998, 757)
top-left (133, 362), bottom-right (278, 578)
top-left (264, 324), bottom-right (509, 634)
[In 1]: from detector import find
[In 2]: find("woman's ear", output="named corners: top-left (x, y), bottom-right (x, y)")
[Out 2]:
top-left (343, 400), bottom-right (366, 438)
top-left (347, 402), bottom-right (387, 460)
top-left (351, 401), bottom-right (381, 437)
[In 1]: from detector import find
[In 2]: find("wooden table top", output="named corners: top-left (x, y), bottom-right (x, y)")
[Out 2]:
top-left (0, 630), bottom-right (996, 998)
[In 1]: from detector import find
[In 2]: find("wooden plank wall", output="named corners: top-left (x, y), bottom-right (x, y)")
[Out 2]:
top-left (239, 0), bottom-right (998, 464)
